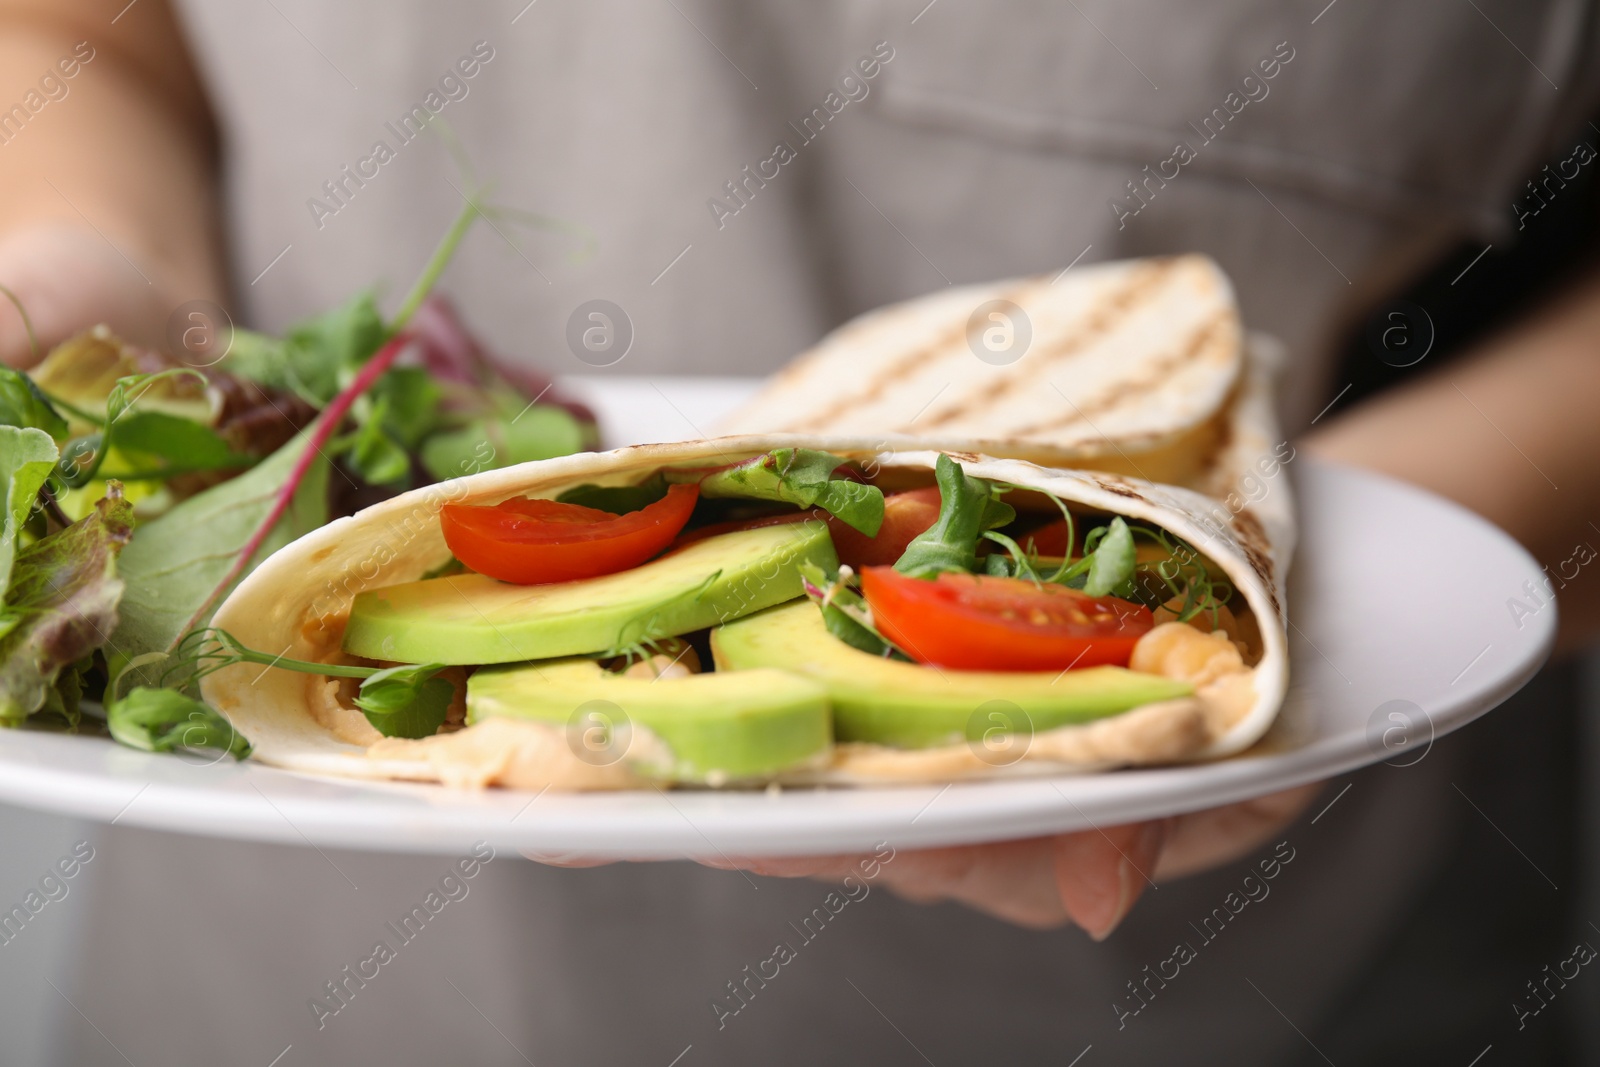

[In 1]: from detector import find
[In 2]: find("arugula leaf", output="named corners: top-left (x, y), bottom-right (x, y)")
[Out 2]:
top-left (893, 454), bottom-right (1015, 579)
top-left (368, 367), bottom-right (443, 451)
top-left (0, 426), bottom-right (59, 592)
top-left (285, 292), bottom-right (387, 402)
top-left (0, 488), bottom-right (133, 725)
top-left (352, 663), bottom-right (454, 739)
top-left (1081, 517), bottom-right (1136, 597)
top-left (112, 428), bottom-right (330, 661)
top-left (227, 294), bottom-right (388, 406)
top-left (690, 449), bottom-right (884, 534)
top-left (799, 561), bottom-right (909, 659)
top-left (106, 686), bottom-right (251, 759)
top-left (1038, 516), bottom-right (1141, 596)
top-left (557, 474), bottom-right (669, 515)
top-left (0, 369), bottom-right (69, 439)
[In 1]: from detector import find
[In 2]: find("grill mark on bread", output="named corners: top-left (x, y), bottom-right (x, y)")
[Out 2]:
top-left (915, 259), bottom-right (1179, 431)
top-left (1230, 508), bottom-right (1280, 617)
top-left (1090, 475), bottom-right (1151, 502)
top-left (780, 280), bottom-right (1045, 432)
top-left (1005, 311), bottom-right (1233, 440)
top-left (1192, 390), bottom-right (1240, 501)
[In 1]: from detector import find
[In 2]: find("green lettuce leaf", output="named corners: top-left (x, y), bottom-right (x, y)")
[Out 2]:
top-left (57, 369), bottom-right (250, 488)
top-left (893, 454), bottom-right (1015, 579)
top-left (690, 449), bottom-right (884, 535)
top-left (106, 686), bottom-right (250, 759)
top-left (112, 429), bottom-right (329, 661)
top-left (0, 488), bottom-right (134, 725)
top-left (102, 410), bottom-right (254, 479)
top-left (0, 426), bottom-right (59, 593)
top-left (0, 368), bottom-right (69, 439)
top-left (38, 657), bottom-right (89, 730)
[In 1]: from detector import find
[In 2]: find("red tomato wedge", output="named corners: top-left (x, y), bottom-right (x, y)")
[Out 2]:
top-left (441, 484), bottom-right (699, 584)
top-left (860, 567), bottom-right (1154, 671)
top-left (829, 487), bottom-right (942, 568)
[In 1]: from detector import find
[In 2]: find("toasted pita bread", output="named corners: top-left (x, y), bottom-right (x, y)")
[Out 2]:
top-left (717, 255), bottom-right (1241, 486)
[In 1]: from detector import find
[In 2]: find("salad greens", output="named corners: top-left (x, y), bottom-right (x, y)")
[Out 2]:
top-left (557, 475), bottom-right (669, 514)
top-left (799, 560), bottom-right (908, 660)
top-left (110, 423), bottom-right (331, 660)
top-left (0, 194), bottom-right (595, 758)
top-left (0, 488), bottom-right (132, 727)
top-left (805, 454), bottom-right (1228, 659)
top-left (1121, 524), bottom-right (1234, 626)
top-left (226, 292), bottom-right (388, 407)
top-left (893, 453), bottom-right (1014, 579)
top-left (106, 686), bottom-right (249, 760)
top-left (111, 625), bottom-right (454, 749)
top-left (0, 426), bottom-right (59, 586)
top-left (977, 494), bottom-right (1229, 625)
top-left (685, 448), bottom-right (885, 535)
top-left (558, 448), bottom-right (888, 531)
top-left (0, 371), bottom-right (69, 439)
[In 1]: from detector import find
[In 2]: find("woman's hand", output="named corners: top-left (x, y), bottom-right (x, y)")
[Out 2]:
top-left (697, 783), bottom-right (1322, 934)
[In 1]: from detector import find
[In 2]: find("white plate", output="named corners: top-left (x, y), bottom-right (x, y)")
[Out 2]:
top-left (0, 380), bottom-right (1555, 858)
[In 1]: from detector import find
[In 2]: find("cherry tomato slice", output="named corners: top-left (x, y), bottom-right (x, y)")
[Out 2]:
top-left (860, 567), bottom-right (1154, 671)
top-left (828, 487), bottom-right (942, 568)
top-left (441, 484), bottom-right (699, 585)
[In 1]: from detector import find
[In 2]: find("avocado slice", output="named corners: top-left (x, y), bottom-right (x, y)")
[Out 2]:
top-left (711, 600), bottom-right (1193, 748)
top-left (468, 658), bottom-right (831, 783)
top-left (343, 521), bottom-right (837, 665)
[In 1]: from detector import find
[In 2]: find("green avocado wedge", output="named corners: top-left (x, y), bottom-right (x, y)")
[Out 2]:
top-left (468, 658), bottom-right (832, 783)
top-left (343, 521), bottom-right (837, 665)
top-left (711, 600), bottom-right (1193, 749)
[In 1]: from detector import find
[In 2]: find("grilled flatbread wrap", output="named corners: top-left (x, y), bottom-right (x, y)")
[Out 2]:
top-left (202, 432), bottom-right (1291, 790)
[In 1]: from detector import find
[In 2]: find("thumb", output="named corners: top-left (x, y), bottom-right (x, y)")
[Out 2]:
top-left (1053, 818), bottom-right (1169, 940)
